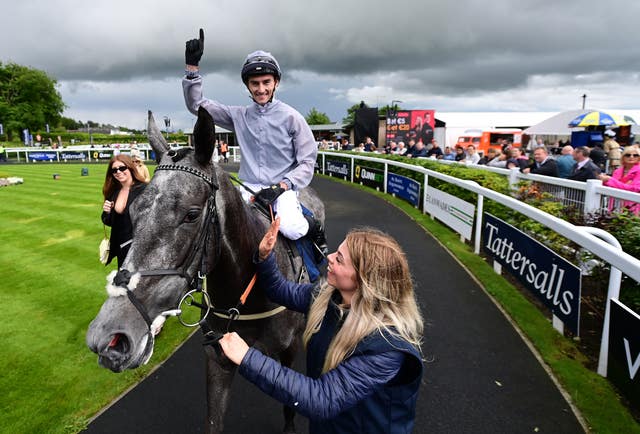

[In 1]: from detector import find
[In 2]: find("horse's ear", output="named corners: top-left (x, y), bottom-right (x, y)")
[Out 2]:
top-left (193, 106), bottom-right (215, 166)
top-left (147, 111), bottom-right (170, 161)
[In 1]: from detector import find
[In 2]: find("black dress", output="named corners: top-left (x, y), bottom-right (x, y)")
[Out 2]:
top-left (101, 183), bottom-right (146, 267)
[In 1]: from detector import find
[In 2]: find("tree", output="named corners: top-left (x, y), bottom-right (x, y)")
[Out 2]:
top-left (305, 107), bottom-right (331, 125)
top-left (342, 103), bottom-right (367, 125)
top-left (379, 103), bottom-right (403, 117)
top-left (0, 62), bottom-right (65, 140)
top-left (59, 116), bottom-right (81, 130)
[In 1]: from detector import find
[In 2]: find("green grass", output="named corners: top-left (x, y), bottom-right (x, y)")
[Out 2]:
top-left (325, 176), bottom-right (639, 433)
top-left (2, 164), bottom-right (638, 433)
top-left (0, 163), bottom-right (197, 433)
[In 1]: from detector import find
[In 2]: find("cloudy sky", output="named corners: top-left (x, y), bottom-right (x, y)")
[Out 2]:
top-left (2, 0), bottom-right (640, 131)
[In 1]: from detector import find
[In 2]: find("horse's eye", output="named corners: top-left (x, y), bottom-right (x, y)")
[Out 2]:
top-left (183, 208), bottom-right (201, 223)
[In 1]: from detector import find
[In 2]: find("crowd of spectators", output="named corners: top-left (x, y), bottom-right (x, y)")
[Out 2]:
top-left (316, 134), bottom-right (640, 214)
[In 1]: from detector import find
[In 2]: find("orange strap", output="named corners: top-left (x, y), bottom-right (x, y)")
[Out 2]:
top-left (239, 204), bottom-right (275, 306)
top-left (239, 273), bottom-right (257, 305)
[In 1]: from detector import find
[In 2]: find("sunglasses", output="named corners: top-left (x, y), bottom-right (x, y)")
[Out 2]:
top-left (110, 166), bottom-right (128, 174)
top-left (624, 154), bottom-right (640, 158)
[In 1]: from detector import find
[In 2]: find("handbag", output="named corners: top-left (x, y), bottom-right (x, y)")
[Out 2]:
top-left (99, 225), bottom-right (110, 265)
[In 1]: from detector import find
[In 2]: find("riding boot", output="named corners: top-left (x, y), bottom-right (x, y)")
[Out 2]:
top-left (304, 214), bottom-right (328, 263)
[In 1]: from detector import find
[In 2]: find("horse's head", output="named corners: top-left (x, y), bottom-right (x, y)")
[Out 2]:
top-left (86, 108), bottom-right (218, 372)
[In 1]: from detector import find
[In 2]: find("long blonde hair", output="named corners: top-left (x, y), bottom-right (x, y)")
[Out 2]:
top-left (303, 228), bottom-right (424, 373)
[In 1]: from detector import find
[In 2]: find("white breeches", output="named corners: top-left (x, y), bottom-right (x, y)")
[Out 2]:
top-left (240, 184), bottom-right (309, 240)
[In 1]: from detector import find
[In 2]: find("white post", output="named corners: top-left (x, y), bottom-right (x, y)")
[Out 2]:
top-left (584, 179), bottom-right (602, 217)
top-left (350, 157), bottom-right (354, 183)
top-left (383, 163), bottom-right (388, 194)
top-left (422, 174), bottom-right (429, 214)
top-left (474, 194), bottom-right (484, 254)
top-left (508, 167), bottom-right (520, 190)
top-left (573, 227), bottom-right (624, 377)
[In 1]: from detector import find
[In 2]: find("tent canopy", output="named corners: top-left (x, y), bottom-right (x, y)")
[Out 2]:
top-left (522, 109), bottom-right (591, 135)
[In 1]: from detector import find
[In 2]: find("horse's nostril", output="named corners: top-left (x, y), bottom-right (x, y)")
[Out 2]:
top-left (108, 334), bottom-right (121, 348)
top-left (104, 333), bottom-right (129, 355)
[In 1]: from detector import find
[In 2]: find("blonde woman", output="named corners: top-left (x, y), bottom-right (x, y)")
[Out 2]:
top-left (133, 156), bottom-right (151, 183)
top-left (220, 219), bottom-right (424, 433)
top-left (598, 145), bottom-right (640, 214)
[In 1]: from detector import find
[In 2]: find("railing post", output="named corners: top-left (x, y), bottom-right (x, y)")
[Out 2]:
top-left (584, 179), bottom-right (602, 217)
top-left (508, 167), bottom-right (520, 190)
top-left (384, 163), bottom-right (388, 194)
top-left (475, 193), bottom-right (484, 254)
top-left (573, 227), bottom-right (624, 377)
top-left (422, 174), bottom-right (429, 215)
top-left (350, 157), bottom-right (354, 183)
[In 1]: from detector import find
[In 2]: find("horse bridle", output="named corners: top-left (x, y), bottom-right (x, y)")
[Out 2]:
top-left (110, 159), bottom-right (222, 334)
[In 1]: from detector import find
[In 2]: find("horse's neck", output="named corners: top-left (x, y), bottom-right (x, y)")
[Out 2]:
top-left (208, 173), bottom-right (266, 300)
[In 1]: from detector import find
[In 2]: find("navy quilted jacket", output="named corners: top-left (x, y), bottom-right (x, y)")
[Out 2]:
top-left (238, 253), bottom-right (423, 433)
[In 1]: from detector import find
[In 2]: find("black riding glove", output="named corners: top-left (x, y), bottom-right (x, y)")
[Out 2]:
top-left (185, 28), bottom-right (205, 66)
top-left (254, 185), bottom-right (285, 208)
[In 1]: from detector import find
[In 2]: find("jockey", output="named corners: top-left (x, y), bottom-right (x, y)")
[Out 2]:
top-left (182, 29), bottom-right (327, 260)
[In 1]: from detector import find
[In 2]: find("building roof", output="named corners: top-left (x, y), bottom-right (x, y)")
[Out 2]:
top-left (309, 123), bottom-right (345, 132)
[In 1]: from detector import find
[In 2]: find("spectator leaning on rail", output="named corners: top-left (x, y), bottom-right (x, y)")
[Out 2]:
top-left (182, 29), bottom-right (327, 257)
top-left (487, 148), bottom-right (508, 168)
top-left (219, 218), bottom-right (424, 434)
top-left (426, 139), bottom-right (443, 159)
top-left (442, 146), bottom-right (456, 160)
top-left (556, 145), bottom-right (576, 178)
top-left (406, 140), bottom-right (427, 158)
top-left (464, 144), bottom-right (481, 165)
top-left (478, 147), bottom-right (498, 165)
top-left (568, 147), bottom-right (601, 181)
top-left (598, 145), bottom-right (640, 215)
top-left (522, 146), bottom-right (559, 177)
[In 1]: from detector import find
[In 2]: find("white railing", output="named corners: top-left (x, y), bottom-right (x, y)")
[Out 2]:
top-left (319, 151), bottom-right (640, 280)
top-left (319, 151), bottom-right (640, 379)
top-left (3, 145), bottom-right (243, 164)
top-left (436, 158), bottom-right (640, 216)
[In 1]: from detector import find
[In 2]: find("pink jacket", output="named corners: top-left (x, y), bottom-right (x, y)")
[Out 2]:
top-left (604, 164), bottom-right (640, 214)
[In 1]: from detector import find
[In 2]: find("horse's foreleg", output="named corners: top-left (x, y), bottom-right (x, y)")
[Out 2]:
top-left (279, 341), bottom-right (300, 434)
top-left (204, 345), bottom-right (236, 434)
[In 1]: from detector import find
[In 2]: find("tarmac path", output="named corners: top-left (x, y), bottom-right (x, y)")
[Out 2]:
top-left (84, 172), bottom-right (585, 433)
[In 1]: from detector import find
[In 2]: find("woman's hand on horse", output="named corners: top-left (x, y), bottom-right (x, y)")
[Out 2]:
top-left (219, 332), bottom-right (249, 365)
top-left (259, 217), bottom-right (280, 261)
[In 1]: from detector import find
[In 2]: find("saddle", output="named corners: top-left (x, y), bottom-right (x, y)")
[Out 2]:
top-left (251, 201), bottom-right (326, 283)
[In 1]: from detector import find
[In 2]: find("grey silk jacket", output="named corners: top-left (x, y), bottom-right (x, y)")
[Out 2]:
top-left (183, 76), bottom-right (317, 189)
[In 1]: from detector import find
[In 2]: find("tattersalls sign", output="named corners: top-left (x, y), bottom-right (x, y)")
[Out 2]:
top-left (483, 214), bottom-right (582, 334)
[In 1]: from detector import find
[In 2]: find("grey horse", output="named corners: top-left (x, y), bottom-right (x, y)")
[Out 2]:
top-left (86, 108), bottom-right (324, 434)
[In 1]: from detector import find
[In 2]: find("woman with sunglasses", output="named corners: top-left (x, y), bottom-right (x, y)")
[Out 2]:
top-left (101, 155), bottom-right (148, 267)
top-left (220, 219), bottom-right (424, 434)
top-left (598, 145), bottom-right (640, 215)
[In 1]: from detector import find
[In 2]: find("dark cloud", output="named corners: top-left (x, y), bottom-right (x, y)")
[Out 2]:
top-left (1, 0), bottom-right (638, 129)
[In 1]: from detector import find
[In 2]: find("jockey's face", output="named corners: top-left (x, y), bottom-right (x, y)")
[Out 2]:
top-left (247, 74), bottom-right (278, 105)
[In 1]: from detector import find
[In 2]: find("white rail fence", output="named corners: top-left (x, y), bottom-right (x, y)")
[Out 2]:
top-left (318, 151), bottom-right (640, 381)
top-left (434, 159), bottom-right (640, 217)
